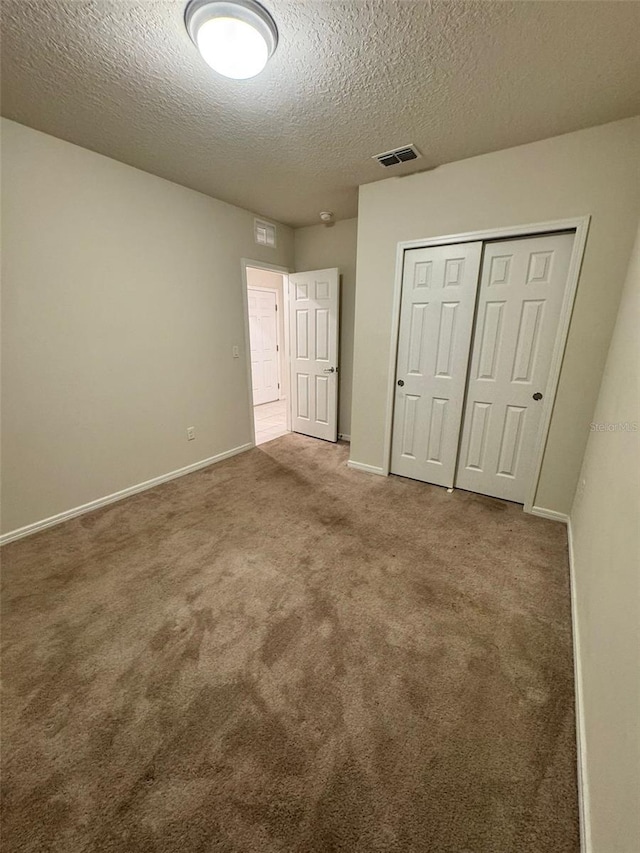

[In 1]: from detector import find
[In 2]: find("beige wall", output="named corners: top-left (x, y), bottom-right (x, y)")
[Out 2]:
top-left (1, 119), bottom-right (294, 535)
top-left (570, 222), bottom-right (640, 853)
top-left (351, 117), bottom-right (640, 514)
top-left (246, 266), bottom-right (287, 403)
top-left (294, 218), bottom-right (358, 437)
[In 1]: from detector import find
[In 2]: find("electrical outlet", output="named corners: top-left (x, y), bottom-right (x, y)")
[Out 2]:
top-left (232, 345), bottom-right (240, 358)
top-left (187, 426), bottom-right (195, 441)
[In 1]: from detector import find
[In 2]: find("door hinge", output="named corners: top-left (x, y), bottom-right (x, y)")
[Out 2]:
top-left (275, 304), bottom-right (278, 311)
top-left (276, 345), bottom-right (279, 351)
top-left (277, 383), bottom-right (280, 388)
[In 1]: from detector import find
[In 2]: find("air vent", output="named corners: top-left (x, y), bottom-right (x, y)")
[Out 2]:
top-left (254, 218), bottom-right (276, 248)
top-left (373, 144), bottom-right (421, 168)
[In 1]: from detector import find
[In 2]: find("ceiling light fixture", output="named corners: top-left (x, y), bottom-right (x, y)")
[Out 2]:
top-left (185, 0), bottom-right (278, 80)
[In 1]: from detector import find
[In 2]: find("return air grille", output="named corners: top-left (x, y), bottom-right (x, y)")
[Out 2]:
top-left (254, 218), bottom-right (276, 248)
top-left (373, 144), bottom-right (421, 167)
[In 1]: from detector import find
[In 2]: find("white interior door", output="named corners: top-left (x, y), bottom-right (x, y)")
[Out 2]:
top-left (288, 268), bottom-right (339, 442)
top-left (248, 288), bottom-right (279, 406)
top-left (390, 243), bottom-right (483, 486)
top-left (455, 232), bottom-right (574, 502)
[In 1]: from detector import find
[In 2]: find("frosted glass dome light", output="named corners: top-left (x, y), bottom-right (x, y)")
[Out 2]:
top-left (185, 0), bottom-right (278, 80)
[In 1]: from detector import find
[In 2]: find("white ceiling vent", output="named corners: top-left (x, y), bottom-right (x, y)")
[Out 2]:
top-left (254, 218), bottom-right (277, 248)
top-left (373, 144), bottom-right (421, 168)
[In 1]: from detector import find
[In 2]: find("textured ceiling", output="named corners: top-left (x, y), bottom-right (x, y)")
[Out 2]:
top-left (2, 1), bottom-right (639, 227)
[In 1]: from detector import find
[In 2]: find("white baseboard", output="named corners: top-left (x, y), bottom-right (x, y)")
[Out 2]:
top-left (567, 518), bottom-right (592, 853)
top-left (338, 433), bottom-right (351, 442)
top-left (0, 442), bottom-right (253, 546)
top-left (529, 505), bottom-right (570, 523)
top-left (347, 460), bottom-right (386, 476)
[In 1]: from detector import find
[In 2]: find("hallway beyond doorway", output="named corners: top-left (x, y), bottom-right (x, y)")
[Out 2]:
top-left (254, 399), bottom-right (288, 445)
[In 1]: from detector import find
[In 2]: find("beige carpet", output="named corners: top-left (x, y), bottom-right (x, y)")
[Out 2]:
top-left (1, 434), bottom-right (579, 852)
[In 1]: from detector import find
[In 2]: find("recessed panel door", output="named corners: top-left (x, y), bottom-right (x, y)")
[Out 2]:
top-left (248, 288), bottom-right (279, 406)
top-left (390, 243), bottom-right (483, 486)
top-left (455, 232), bottom-right (574, 503)
top-left (288, 268), bottom-right (340, 442)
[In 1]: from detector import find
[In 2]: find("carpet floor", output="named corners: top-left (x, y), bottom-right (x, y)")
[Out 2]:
top-left (1, 434), bottom-right (579, 853)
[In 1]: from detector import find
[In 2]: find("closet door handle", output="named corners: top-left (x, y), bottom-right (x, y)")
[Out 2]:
top-left (532, 392), bottom-right (543, 401)
top-left (397, 379), bottom-right (405, 387)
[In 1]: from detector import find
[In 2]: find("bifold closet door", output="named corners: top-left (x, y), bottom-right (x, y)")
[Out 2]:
top-left (390, 243), bottom-right (483, 486)
top-left (455, 232), bottom-right (574, 503)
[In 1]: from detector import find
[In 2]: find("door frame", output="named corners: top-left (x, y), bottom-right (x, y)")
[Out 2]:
top-left (241, 259), bottom-right (291, 447)
top-left (383, 216), bottom-right (591, 515)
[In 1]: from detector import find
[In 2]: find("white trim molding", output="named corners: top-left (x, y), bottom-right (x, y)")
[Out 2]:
top-left (382, 217), bottom-right (591, 516)
top-left (529, 506), bottom-right (570, 524)
top-left (567, 518), bottom-right (592, 853)
top-left (0, 443), bottom-right (253, 546)
top-left (347, 460), bottom-right (386, 476)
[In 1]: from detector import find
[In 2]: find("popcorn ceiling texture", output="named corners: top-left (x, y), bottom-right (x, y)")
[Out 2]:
top-left (1, 0), bottom-right (639, 226)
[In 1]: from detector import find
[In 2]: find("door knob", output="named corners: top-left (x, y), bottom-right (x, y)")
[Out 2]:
top-left (533, 392), bottom-right (543, 400)
top-left (323, 367), bottom-right (335, 373)
top-left (397, 379), bottom-right (405, 387)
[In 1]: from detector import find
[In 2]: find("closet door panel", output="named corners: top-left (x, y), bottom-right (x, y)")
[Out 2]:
top-left (390, 243), bottom-right (483, 486)
top-left (455, 233), bottom-right (574, 503)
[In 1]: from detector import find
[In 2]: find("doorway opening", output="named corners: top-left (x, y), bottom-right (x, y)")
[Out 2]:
top-left (242, 260), bottom-right (342, 447)
top-left (245, 264), bottom-right (290, 446)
